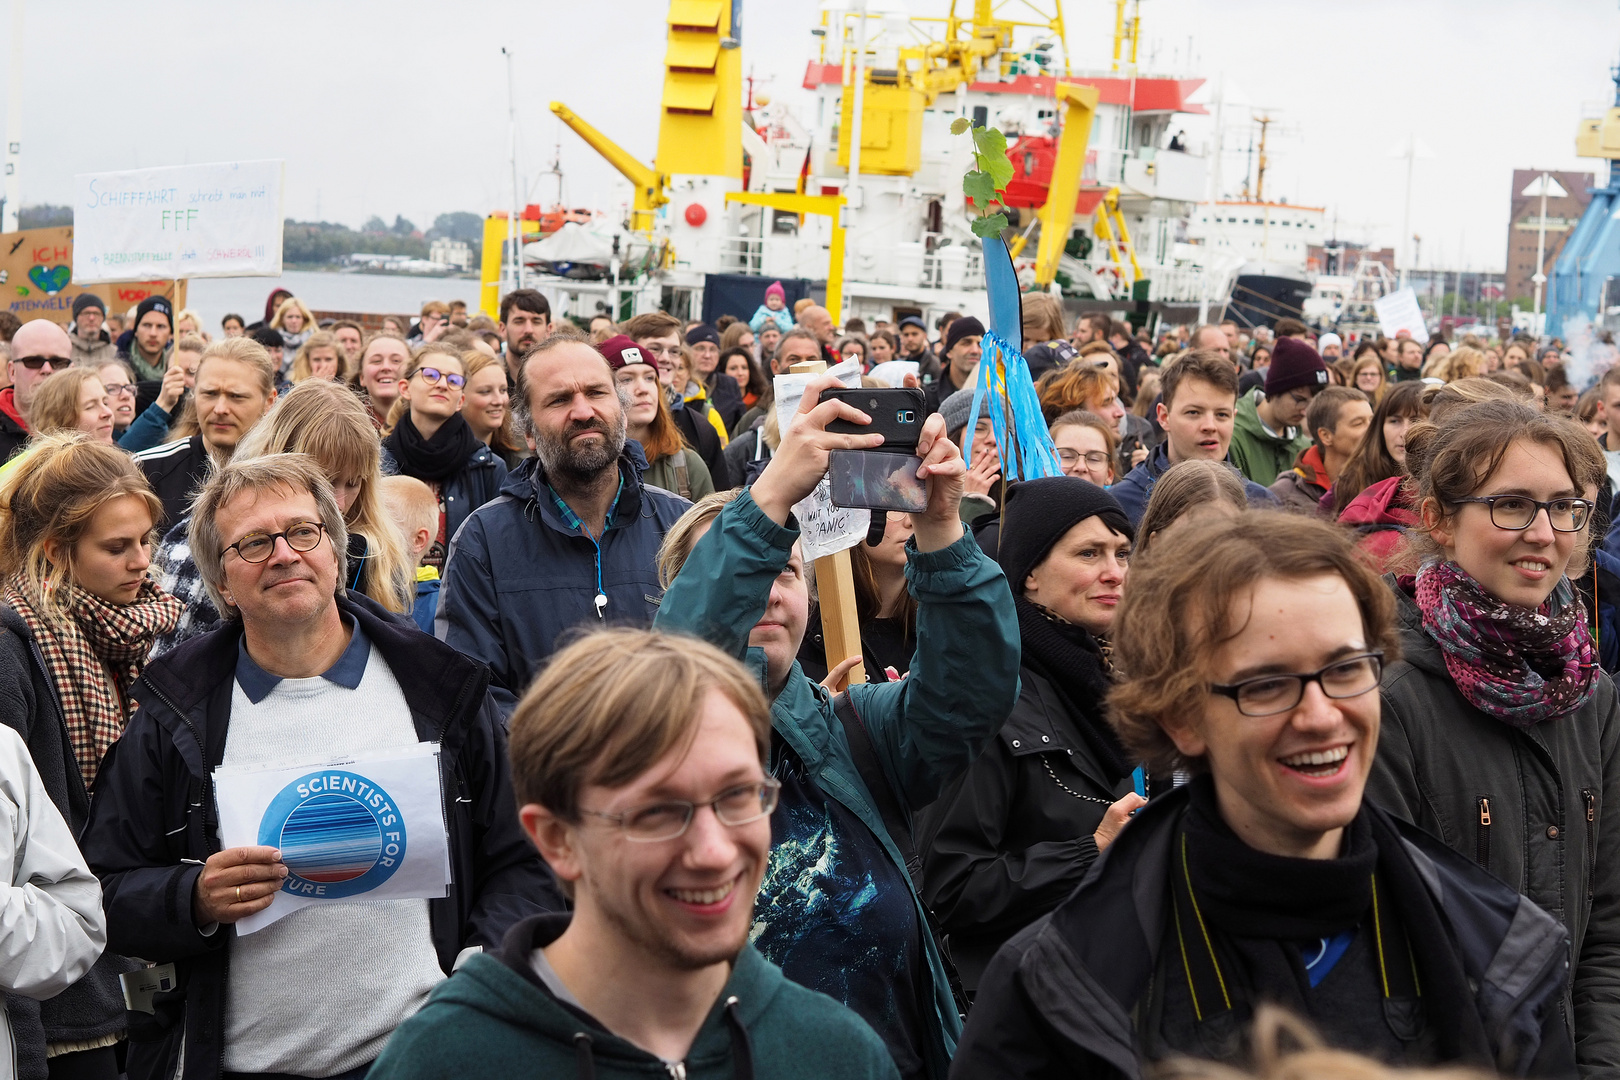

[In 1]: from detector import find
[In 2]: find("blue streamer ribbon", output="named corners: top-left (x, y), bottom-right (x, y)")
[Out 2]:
top-left (960, 238), bottom-right (1059, 479)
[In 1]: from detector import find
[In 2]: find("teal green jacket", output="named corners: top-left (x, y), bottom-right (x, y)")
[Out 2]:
top-left (654, 491), bottom-right (1021, 1077)
top-left (1228, 388), bottom-right (1312, 488)
top-left (367, 914), bottom-right (900, 1080)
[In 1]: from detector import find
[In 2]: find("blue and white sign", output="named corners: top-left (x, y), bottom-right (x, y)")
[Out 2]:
top-left (72, 160), bottom-right (285, 283)
top-left (215, 743), bottom-right (450, 935)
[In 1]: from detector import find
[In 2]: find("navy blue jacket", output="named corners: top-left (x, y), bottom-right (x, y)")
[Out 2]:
top-left (1108, 441), bottom-right (1276, 526)
top-left (438, 445), bottom-right (691, 712)
top-left (78, 592), bottom-right (564, 1080)
top-left (439, 443), bottom-right (508, 546)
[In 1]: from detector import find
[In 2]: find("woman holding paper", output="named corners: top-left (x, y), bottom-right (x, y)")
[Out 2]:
top-left (0, 432), bottom-right (182, 1080)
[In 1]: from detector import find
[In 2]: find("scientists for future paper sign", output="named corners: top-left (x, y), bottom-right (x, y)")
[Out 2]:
top-left (72, 160), bottom-right (285, 283)
top-left (214, 742), bottom-right (450, 935)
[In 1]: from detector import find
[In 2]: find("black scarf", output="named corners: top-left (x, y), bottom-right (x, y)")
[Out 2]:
top-left (1014, 596), bottom-right (1130, 781)
top-left (1183, 776), bottom-right (1375, 939)
top-left (383, 411), bottom-right (481, 483)
top-left (1177, 777), bottom-right (1491, 1067)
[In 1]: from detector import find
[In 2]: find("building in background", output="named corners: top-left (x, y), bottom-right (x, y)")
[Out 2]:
top-left (1505, 169), bottom-right (1595, 301)
top-left (428, 238), bottom-right (472, 271)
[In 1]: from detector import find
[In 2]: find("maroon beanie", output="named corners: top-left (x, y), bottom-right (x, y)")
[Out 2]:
top-left (1264, 337), bottom-right (1329, 398)
top-left (599, 334), bottom-right (654, 371)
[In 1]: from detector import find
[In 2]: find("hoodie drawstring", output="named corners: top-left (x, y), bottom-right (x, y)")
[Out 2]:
top-left (724, 996), bottom-right (755, 1080)
top-left (571, 997), bottom-right (751, 1080)
top-left (573, 1031), bottom-right (596, 1080)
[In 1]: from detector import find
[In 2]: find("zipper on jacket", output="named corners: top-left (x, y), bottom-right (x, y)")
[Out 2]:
top-left (1476, 796), bottom-right (1492, 869)
top-left (665, 1062), bottom-right (687, 1079)
top-left (1585, 788), bottom-right (1598, 904)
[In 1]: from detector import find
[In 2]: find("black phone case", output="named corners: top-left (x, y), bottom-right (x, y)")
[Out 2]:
top-left (823, 387), bottom-right (927, 449)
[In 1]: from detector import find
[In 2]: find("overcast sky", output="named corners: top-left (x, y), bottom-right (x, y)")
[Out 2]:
top-left (5, 0), bottom-right (1617, 272)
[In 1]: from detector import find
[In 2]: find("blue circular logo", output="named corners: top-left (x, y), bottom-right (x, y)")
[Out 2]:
top-left (259, 770), bottom-right (407, 899)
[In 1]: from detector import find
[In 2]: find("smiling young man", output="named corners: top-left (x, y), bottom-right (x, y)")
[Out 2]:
top-left (367, 629), bottom-right (899, 1080)
top-left (1109, 349), bottom-right (1275, 525)
top-left (80, 453), bottom-right (559, 1080)
top-left (952, 511), bottom-right (1575, 1078)
top-left (439, 329), bottom-right (691, 711)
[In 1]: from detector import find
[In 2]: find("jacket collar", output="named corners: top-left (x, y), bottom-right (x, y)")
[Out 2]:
top-left (134, 590), bottom-right (489, 760)
top-left (502, 444), bottom-right (650, 537)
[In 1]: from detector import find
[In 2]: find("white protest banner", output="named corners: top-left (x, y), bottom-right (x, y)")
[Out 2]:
top-left (73, 160), bottom-right (284, 283)
top-left (773, 359), bottom-right (869, 561)
top-left (1373, 287), bottom-right (1430, 344)
top-left (214, 742), bottom-right (450, 935)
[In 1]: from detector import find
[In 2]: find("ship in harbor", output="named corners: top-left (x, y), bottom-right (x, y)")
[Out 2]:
top-left (478, 0), bottom-right (1239, 331)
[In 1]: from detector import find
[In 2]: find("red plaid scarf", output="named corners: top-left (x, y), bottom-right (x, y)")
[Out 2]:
top-left (5, 576), bottom-right (182, 788)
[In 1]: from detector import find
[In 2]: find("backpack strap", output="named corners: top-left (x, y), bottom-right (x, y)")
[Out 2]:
top-left (673, 457), bottom-right (691, 500)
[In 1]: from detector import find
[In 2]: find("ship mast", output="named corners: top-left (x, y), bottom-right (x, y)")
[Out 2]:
top-left (1254, 114), bottom-right (1273, 203)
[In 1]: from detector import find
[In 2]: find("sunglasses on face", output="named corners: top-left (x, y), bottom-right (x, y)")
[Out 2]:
top-left (416, 367), bottom-right (466, 389)
top-left (13, 355), bottom-right (65, 371)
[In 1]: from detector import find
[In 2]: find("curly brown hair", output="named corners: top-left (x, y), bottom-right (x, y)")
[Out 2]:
top-left (1108, 510), bottom-right (1399, 775)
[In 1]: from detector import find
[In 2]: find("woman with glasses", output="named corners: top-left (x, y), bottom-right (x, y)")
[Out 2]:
top-left (382, 344), bottom-right (506, 571)
top-left (954, 510), bottom-right (1574, 1077)
top-left (1048, 410), bottom-right (1117, 487)
top-left (1369, 399), bottom-right (1620, 1071)
top-left (0, 432), bottom-right (182, 1080)
top-left (93, 360), bottom-right (139, 438)
top-left (920, 477), bottom-right (1144, 998)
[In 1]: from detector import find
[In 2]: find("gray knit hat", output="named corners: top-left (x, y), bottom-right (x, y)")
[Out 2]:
top-left (939, 388), bottom-right (978, 437)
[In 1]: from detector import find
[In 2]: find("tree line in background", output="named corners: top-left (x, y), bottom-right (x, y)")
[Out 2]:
top-left (13, 205), bottom-right (485, 270)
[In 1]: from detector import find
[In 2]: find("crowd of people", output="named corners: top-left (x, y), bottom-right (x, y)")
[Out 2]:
top-left (0, 278), bottom-right (1610, 1080)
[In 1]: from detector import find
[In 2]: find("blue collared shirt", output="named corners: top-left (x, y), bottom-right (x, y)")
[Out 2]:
top-left (235, 617), bottom-right (371, 705)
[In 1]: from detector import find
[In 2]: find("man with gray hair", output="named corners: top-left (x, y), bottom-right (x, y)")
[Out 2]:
top-left (438, 328), bottom-right (691, 711)
top-left (81, 453), bottom-right (559, 1080)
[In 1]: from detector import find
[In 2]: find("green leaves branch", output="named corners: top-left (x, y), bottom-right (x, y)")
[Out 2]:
top-left (950, 117), bottom-right (1013, 239)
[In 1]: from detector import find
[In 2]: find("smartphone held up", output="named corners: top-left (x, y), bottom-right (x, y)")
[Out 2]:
top-left (825, 387), bottom-right (930, 514)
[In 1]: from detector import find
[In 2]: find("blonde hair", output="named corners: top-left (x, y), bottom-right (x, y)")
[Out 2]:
top-left (657, 490), bottom-right (743, 588)
top-left (461, 350), bottom-right (523, 460)
top-left (1423, 345), bottom-right (1485, 383)
top-left (290, 330), bottom-right (347, 384)
top-left (507, 627), bottom-right (771, 819)
top-left (1153, 1005), bottom-right (1491, 1080)
top-left (1021, 292), bottom-right (1067, 343)
top-left (172, 337), bottom-right (279, 441)
top-left (0, 432), bottom-right (163, 624)
top-left (173, 333), bottom-right (208, 358)
top-left (230, 380), bottom-right (412, 613)
top-left (28, 369), bottom-right (107, 436)
top-left (269, 296), bottom-right (316, 332)
top-left (174, 308), bottom-right (205, 336)
top-left (377, 474), bottom-right (438, 557)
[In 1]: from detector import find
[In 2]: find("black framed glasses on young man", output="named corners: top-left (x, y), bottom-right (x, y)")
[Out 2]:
top-left (1209, 652), bottom-right (1384, 717)
top-left (579, 778), bottom-right (782, 842)
top-left (220, 522), bottom-right (328, 564)
top-left (1454, 495), bottom-right (1592, 532)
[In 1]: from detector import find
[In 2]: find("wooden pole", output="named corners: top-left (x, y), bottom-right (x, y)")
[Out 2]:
top-left (790, 358), bottom-right (866, 689)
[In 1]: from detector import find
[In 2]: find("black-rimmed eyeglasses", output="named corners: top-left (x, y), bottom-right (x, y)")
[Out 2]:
top-left (220, 521), bottom-right (327, 564)
top-left (1454, 495), bottom-right (1591, 533)
top-left (1209, 652), bottom-right (1384, 717)
top-left (578, 779), bottom-right (782, 842)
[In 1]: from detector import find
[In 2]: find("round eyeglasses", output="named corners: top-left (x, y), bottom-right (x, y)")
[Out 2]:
top-left (1209, 652), bottom-right (1384, 717)
top-left (1454, 495), bottom-right (1591, 533)
top-left (220, 521), bottom-right (327, 564)
top-left (416, 367), bottom-right (466, 389)
top-left (1056, 448), bottom-right (1112, 469)
top-left (579, 779), bottom-right (781, 842)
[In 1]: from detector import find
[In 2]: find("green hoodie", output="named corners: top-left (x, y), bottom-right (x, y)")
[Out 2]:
top-left (366, 914), bottom-right (900, 1080)
top-left (1228, 388), bottom-right (1312, 488)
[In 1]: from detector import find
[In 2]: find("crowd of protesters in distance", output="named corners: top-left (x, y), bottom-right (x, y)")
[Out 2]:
top-left (0, 277), bottom-right (1608, 1080)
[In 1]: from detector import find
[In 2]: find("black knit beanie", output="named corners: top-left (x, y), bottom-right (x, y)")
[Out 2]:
top-left (996, 476), bottom-right (1134, 592)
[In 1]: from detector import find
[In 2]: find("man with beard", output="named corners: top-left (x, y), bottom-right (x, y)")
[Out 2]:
top-left (365, 628), bottom-right (898, 1080)
top-left (499, 289), bottom-right (551, 368)
top-left (438, 328), bottom-right (691, 712)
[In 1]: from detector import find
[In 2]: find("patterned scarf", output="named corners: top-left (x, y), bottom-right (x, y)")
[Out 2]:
top-left (5, 576), bottom-right (182, 788)
top-left (1412, 558), bottom-right (1597, 728)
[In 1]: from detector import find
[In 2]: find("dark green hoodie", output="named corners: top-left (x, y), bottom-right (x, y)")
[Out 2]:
top-left (367, 913), bottom-right (901, 1080)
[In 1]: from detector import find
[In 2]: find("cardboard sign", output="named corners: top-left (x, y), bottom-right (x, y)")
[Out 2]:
top-left (0, 227), bottom-right (182, 324)
top-left (73, 160), bottom-right (284, 283)
top-left (214, 742), bottom-right (451, 935)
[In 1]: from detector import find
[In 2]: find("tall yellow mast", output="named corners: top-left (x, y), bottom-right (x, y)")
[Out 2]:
top-left (655, 0), bottom-right (743, 181)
